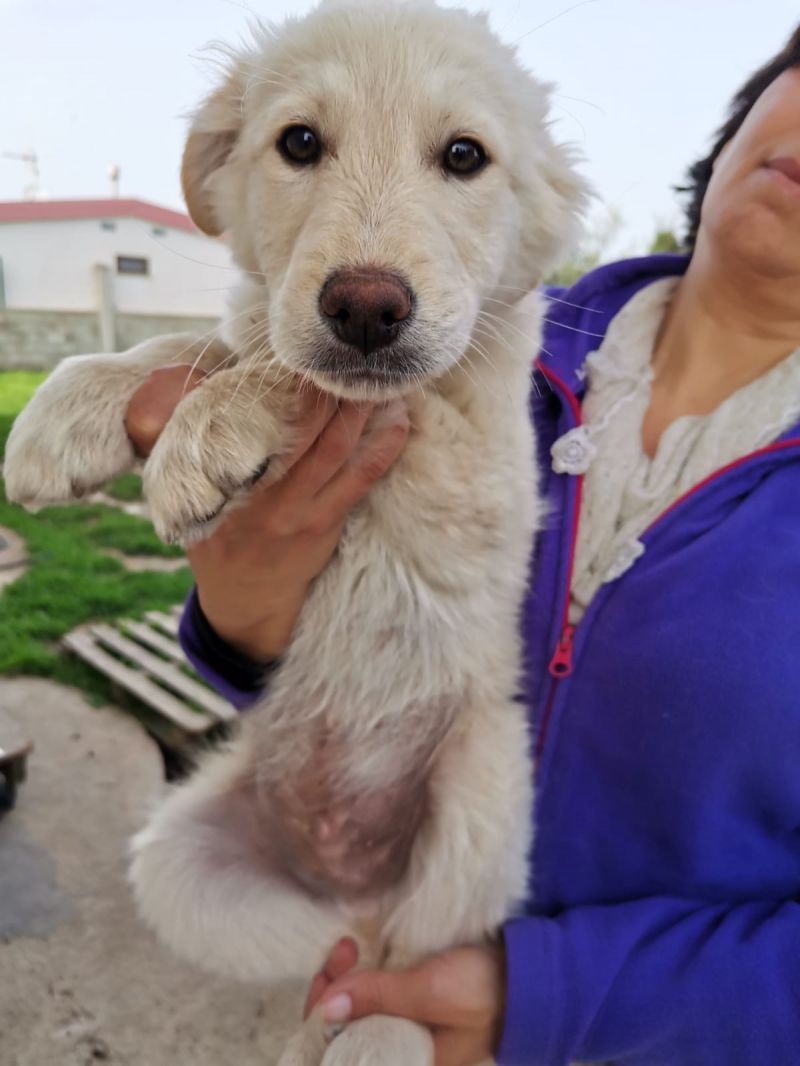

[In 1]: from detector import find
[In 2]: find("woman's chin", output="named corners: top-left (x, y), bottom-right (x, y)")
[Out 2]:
top-left (707, 200), bottom-right (800, 279)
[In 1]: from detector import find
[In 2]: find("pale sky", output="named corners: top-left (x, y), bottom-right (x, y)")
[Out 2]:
top-left (1, 0), bottom-right (798, 255)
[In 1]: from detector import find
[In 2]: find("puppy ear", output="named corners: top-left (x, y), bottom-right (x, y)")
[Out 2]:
top-left (181, 72), bottom-right (244, 236)
top-left (513, 136), bottom-right (591, 288)
top-left (537, 142), bottom-right (592, 270)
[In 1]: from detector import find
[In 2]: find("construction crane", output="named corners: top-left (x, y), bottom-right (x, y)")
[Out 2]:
top-left (2, 149), bottom-right (42, 200)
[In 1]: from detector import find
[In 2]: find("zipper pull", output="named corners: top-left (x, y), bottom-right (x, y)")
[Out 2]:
top-left (548, 625), bottom-right (575, 678)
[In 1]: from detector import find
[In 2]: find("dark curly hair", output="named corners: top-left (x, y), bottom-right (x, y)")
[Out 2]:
top-left (682, 22), bottom-right (800, 250)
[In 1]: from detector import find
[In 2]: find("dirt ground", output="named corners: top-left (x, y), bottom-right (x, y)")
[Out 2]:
top-left (0, 678), bottom-right (305, 1066)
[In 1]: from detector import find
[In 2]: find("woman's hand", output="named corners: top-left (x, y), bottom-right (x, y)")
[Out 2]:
top-left (125, 365), bottom-right (409, 660)
top-left (306, 939), bottom-right (506, 1066)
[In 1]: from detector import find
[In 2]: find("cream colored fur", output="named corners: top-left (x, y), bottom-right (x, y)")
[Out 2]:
top-left (3, 3), bottom-right (586, 1063)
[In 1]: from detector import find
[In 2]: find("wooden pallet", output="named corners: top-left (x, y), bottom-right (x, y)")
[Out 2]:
top-left (63, 607), bottom-right (236, 747)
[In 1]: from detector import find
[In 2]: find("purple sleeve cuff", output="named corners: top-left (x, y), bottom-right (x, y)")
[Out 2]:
top-left (497, 916), bottom-right (562, 1066)
top-left (178, 587), bottom-right (276, 711)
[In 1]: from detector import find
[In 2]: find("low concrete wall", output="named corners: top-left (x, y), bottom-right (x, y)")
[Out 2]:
top-left (0, 309), bottom-right (220, 369)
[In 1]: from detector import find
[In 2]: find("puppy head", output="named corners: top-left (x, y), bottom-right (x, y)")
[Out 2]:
top-left (183, 0), bottom-right (587, 398)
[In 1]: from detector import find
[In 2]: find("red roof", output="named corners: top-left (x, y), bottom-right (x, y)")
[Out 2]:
top-left (0, 198), bottom-right (197, 234)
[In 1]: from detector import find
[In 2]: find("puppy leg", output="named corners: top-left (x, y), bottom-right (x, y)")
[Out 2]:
top-left (321, 1017), bottom-right (434, 1066)
top-left (142, 361), bottom-right (298, 544)
top-left (277, 1014), bottom-right (433, 1066)
top-left (293, 703), bottom-right (530, 1066)
top-left (275, 1012), bottom-right (329, 1066)
top-left (3, 332), bottom-right (231, 506)
top-left (385, 696), bottom-right (533, 959)
top-left (130, 745), bottom-right (351, 983)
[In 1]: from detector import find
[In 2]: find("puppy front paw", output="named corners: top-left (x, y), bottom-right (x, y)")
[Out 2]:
top-left (143, 369), bottom-right (294, 545)
top-left (276, 1020), bottom-right (328, 1066)
top-left (3, 356), bottom-right (137, 507)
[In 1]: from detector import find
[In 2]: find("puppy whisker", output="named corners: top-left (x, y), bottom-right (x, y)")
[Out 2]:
top-left (512, 0), bottom-right (601, 45)
top-left (491, 283), bottom-right (604, 315)
top-left (477, 307), bottom-right (537, 348)
top-left (542, 317), bottom-right (606, 338)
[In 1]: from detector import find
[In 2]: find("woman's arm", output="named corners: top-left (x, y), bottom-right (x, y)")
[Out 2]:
top-left (498, 894), bottom-right (800, 1065)
top-left (178, 587), bottom-right (275, 710)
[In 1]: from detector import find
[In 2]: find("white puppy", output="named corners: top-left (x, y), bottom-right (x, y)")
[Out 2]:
top-left (4, 3), bottom-right (585, 1063)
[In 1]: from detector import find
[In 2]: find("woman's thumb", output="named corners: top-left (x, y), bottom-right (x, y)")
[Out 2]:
top-left (125, 364), bottom-right (207, 458)
top-left (320, 966), bottom-right (434, 1027)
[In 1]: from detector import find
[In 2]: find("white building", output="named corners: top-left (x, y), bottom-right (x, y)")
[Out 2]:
top-left (0, 199), bottom-right (233, 368)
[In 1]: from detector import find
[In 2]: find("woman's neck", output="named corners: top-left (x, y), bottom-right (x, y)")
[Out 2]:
top-left (643, 243), bottom-right (800, 457)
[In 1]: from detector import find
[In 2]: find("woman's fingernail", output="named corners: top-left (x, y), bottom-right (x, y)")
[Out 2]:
top-left (322, 993), bottom-right (352, 1024)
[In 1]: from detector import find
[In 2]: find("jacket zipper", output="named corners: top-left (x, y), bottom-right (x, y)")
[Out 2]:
top-left (540, 365), bottom-right (584, 684)
top-left (548, 624), bottom-right (576, 677)
top-left (534, 364), bottom-right (584, 759)
top-left (534, 360), bottom-right (800, 763)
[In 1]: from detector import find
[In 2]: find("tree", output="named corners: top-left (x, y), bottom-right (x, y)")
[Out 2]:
top-left (649, 228), bottom-right (683, 254)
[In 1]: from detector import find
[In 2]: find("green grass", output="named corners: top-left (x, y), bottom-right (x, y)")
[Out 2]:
top-left (0, 372), bottom-right (47, 458)
top-left (106, 471), bottom-right (144, 502)
top-left (55, 503), bottom-right (182, 557)
top-left (0, 371), bottom-right (47, 417)
top-left (0, 371), bottom-right (192, 703)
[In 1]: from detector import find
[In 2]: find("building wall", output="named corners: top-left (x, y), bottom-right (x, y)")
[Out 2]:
top-left (0, 309), bottom-right (219, 370)
top-left (0, 216), bottom-right (232, 317)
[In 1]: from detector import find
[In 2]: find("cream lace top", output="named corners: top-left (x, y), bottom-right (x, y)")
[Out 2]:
top-left (548, 277), bottom-right (800, 624)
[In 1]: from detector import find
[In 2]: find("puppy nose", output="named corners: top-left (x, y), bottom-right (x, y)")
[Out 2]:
top-left (319, 269), bottom-right (413, 355)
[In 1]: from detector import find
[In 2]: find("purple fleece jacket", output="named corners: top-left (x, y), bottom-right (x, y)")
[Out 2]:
top-left (181, 255), bottom-right (800, 1065)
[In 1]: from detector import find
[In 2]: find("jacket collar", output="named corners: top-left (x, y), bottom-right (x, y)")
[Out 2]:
top-left (537, 253), bottom-right (800, 451)
top-left (539, 254), bottom-right (690, 397)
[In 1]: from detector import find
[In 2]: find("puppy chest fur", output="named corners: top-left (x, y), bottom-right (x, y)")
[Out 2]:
top-left (244, 373), bottom-right (540, 900)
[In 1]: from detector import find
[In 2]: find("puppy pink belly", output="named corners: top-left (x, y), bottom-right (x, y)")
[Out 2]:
top-left (269, 782), bottom-right (429, 900)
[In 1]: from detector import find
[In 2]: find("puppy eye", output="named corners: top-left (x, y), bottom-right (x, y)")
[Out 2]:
top-left (278, 125), bottom-right (322, 166)
top-left (443, 138), bottom-right (488, 178)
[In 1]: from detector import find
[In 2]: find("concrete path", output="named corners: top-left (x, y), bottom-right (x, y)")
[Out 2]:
top-left (0, 679), bottom-right (304, 1066)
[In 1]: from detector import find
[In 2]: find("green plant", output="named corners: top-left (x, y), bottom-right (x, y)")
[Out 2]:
top-left (0, 484), bottom-right (192, 695)
top-left (0, 371), bottom-right (47, 417)
top-left (649, 228), bottom-right (683, 254)
top-left (106, 472), bottom-right (144, 502)
top-left (0, 372), bottom-right (192, 702)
